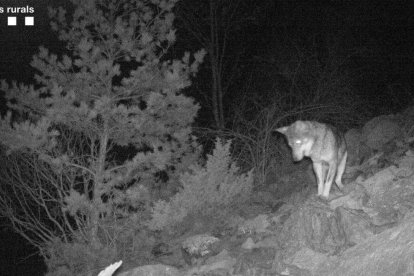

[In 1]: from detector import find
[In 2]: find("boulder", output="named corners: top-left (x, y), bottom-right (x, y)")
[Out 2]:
top-left (361, 116), bottom-right (401, 150)
top-left (319, 214), bottom-right (414, 276)
top-left (118, 264), bottom-right (180, 276)
top-left (344, 128), bottom-right (363, 165)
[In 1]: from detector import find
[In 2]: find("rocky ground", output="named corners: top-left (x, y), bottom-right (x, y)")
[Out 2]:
top-left (100, 107), bottom-right (414, 276)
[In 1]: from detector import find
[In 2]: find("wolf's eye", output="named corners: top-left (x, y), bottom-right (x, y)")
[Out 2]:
top-left (294, 139), bottom-right (302, 144)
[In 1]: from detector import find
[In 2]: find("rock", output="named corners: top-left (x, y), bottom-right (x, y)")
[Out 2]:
top-left (356, 166), bottom-right (396, 199)
top-left (364, 206), bottom-right (399, 227)
top-left (278, 198), bottom-right (347, 255)
top-left (357, 165), bottom-right (414, 217)
top-left (118, 264), bottom-right (180, 276)
top-left (344, 128), bottom-right (363, 166)
top-left (397, 155), bottom-right (414, 177)
top-left (186, 250), bottom-right (236, 276)
top-left (286, 247), bottom-right (329, 275)
top-left (181, 234), bottom-right (220, 265)
top-left (233, 247), bottom-right (277, 275)
top-left (151, 242), bottom-right (170, 257)
top-left (336, 207), bottom-right (374, 245)
top-left (329, 184), bottom-right (369, 211)
top-left (254, 235), bottom-right (279, 249)
top-left (270, 203), bottom-right (295, 226)
top-left (238, 214), bottom-right (271, 235)
top-left (318, 214), bottom-right (414, 276)
top-left (361, 115), bottom-right (401, 150)
top-left (241, 237), bottom-right (255, 250)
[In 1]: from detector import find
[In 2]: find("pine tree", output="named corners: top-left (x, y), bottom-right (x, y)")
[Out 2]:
top-left (0, 0), bottom-right (205, 272)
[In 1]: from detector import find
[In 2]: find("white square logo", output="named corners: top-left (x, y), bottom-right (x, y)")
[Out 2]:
top-left (25, 17), bottom-right (34, 26)
top-left (8, 17), bottom-right (17, 26)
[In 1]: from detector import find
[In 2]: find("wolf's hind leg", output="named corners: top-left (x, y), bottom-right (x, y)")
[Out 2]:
top-left (335, 151), bottom-right (347, 190)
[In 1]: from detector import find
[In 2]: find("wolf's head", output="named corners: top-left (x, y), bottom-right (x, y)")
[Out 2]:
top-left (276, 120), bottom-right (314, 161)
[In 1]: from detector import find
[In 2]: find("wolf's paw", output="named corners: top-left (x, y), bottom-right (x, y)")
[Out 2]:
top-left (318, 194), bottom-right (331, 202)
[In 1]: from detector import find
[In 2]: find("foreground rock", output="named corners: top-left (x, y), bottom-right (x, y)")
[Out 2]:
top-left (118, 264), bottom-right (180, 276)
top-left (318, 214), bottom-right (414, 276)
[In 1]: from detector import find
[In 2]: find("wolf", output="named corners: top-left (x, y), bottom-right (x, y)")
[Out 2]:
top-left (276, 120), bottom-right (347, 199)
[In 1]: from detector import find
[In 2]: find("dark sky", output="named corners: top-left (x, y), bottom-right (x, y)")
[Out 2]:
top-left (0, 0), bottom-right (69, 82)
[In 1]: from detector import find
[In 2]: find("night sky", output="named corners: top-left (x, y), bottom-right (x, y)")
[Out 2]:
top-left (1, 0), bottom-right (414, 275)
top-left (0, 1), bottom-right (69, 82)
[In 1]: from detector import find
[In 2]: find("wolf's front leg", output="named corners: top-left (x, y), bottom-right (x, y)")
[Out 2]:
top-left (322, 162), bottom-right (337, 199)
top-left (313, 162), bottom-right (324, 196)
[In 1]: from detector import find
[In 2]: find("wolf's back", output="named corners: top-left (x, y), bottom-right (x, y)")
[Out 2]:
top-left (308, 121), bottom-right (346, 162)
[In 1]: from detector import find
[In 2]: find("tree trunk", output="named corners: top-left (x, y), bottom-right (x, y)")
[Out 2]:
top-left (209, 0), bottom-right (225, 129)
top-left (90, 120), bottom-right (109, 249)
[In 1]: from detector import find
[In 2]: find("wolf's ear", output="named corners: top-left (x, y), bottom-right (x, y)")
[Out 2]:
top-left (295, 120), bottom-right (309, 131)
top-left (276, 126), bottom-right (288, 134)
